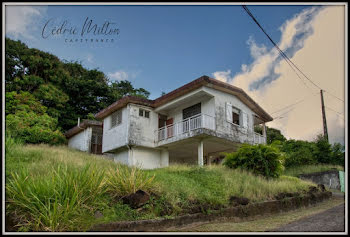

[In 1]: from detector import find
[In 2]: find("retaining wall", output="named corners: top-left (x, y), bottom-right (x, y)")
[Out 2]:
top-left (90, 191), bottom-right (332, 232)
top-left (299, 170), bottom-right (340, 190)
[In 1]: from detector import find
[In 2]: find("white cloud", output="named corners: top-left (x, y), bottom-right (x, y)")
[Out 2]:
top-left (5, 5), bottom-right (47, 40)
top-left (212, 70), bottom-right (232, 82)
top-left (212, 6), bottom-right (345, 145)
top-left (108, 70), bottom-right (129, 82)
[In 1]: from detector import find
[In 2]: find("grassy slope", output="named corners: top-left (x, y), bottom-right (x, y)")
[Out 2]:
top-left (283, 164), bottom-right (344, 177)
top-left (6, 144), bottom-right (316, 231)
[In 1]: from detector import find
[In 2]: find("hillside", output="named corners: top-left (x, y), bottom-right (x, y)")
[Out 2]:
top-left (6, 142), bottom-right (316, 232)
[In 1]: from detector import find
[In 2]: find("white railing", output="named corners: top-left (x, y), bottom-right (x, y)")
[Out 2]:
top-left (253, 132), bottom-right (266, 144)
top-left (157, 114), bottom-right (216, 142)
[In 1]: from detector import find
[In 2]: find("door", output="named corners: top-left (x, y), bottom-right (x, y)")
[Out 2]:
top-left (166, 118), bottom-right (174, 138)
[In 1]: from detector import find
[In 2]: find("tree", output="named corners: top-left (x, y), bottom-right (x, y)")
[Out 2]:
top-left (254, 126), bottom-right (287, 144)
top-left (314, 134), bottom-right (333, 164)
top-left (5, 38), bottom-right (151, 134)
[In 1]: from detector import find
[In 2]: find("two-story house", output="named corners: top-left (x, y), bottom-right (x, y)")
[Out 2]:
top-left (92, 75), bottom-right (273, 169)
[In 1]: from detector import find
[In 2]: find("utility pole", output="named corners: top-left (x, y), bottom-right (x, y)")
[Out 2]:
top-left (320, 89), bottom-right (328, 141)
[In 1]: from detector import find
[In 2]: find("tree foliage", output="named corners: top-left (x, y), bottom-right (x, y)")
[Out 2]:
top-left (5, 38), bottom-right (150, 144)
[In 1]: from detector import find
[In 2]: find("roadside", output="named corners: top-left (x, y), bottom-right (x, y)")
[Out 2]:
top-left (171, 194), bottom-right (345, 232)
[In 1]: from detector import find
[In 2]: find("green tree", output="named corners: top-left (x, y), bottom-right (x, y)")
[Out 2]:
top-left (254, 126), bottom-right (287, 144)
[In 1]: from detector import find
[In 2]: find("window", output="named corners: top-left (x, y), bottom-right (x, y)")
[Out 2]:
top-left (139, 108), bottom-right (150, 118)
top-left (183, 103), bottom-right (201, 119)
top-left (145, 111), bottom-right (150, 118)
top-left (111, 110), bottom-right (122, 128)
top-left (232, 107), bottom-right (240, 125)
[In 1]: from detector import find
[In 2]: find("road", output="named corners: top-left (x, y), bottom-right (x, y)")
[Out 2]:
top-left (270, 203), bottom-right (345, 232)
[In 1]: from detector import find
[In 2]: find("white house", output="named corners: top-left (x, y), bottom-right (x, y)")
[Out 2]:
top-left (65, 119), bottom-right (103, 154)
top-left (93, 76), bottom-right (273, 169)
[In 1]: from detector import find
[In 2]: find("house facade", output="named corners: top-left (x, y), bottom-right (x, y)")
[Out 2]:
top-left (65, 120), bottom-right (103, 154)
top-left (94, 76), bottom-right (273, 169)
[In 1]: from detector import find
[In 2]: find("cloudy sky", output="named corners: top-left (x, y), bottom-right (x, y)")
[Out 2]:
top-left (5, 4), bottom-right (346, 145)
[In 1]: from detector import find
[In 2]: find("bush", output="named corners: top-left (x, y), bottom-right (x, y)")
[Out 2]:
top-left (223, 144), bottom-right (284, 178)
top-left (331, 143), bottom-right (345, 166)
top-left (6, 110), bottom-right (66, 145)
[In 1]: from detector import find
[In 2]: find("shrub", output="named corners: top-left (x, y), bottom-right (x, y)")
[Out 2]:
top-left (105, 165), bottom-right (156, 198)
top-left (331, 143), bottom-right (345, 166)
top-left (6, 110), bottom-right (66, 145)
top-left (314, 135), bottom-right (333, 164)
top-left (223, 144), bottom-right (284, 178)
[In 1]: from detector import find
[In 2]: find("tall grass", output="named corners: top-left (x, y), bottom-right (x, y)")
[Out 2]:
top-left (6, 164), bottom-right (106, 231)
top-left (283, 164), bottom-right (344, 177)
top-left (105, 165), bottom-right (155, 198)
top-left (146, 164), bottom-right (314, 213)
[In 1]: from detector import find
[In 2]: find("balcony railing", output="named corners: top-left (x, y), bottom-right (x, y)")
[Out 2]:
top-left (157, 114), bottom-right (216, 142)
top-left (253, 132), bottom-right (266, 144)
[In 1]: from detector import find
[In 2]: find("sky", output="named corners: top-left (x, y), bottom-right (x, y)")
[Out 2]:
top-left (5, 3), bottom-right (346, 145)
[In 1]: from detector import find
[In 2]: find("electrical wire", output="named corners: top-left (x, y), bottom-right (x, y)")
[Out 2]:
top-left (242, 5), bottom-right (345, 104)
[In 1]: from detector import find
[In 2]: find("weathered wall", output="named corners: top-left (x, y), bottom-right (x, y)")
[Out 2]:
top-left (299, 170), bottom-right (341, 190)
top-left (206, 87), bottom-right (256, 144)
top-left (68, 127), bottom-right (92, 152)
top-left (130, 147), bottom-right (167, 169)
top-left (104, 149), bottom-right (130, 166)
top-left (128, 104), bottom-right (158, 148)
top-left (102, 106), bottom-right (128, 153)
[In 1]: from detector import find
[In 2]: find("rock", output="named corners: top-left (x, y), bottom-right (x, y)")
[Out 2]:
top-left (94, 211), bottom-right (103, 219)
top-left (229, 196), bottom-right (250, 206)
top-left (308, 186), bottom-right (318, 193)
top-left (122, 190), bottom-right (150, 209)
top-left (317, 184), bottom-right (326, 192)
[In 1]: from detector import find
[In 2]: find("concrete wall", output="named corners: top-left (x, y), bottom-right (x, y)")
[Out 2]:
top-left (102, 106), bottom-right (129, 153)
top-left (128, 104), bottom-right (158, 148)
top-left (166, 95), bottom-right (215, 124)
top-left (68, 127), bottom-right (92, 152)
top-left (206, 87), bottom-right (256, 144)
top-left (299, 170), bottom-right (341, 190)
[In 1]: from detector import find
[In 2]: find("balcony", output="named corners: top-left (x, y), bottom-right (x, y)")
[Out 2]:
top-left (155, 113), bottom-right (266, 146)
top-left (156, 114), bottom-right (215, 143)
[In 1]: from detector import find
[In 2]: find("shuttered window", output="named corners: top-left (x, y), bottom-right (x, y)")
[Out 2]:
top-left (111, 110), bottom-right (122, 128)
top-left (183, 103), bottom-right (201, 119)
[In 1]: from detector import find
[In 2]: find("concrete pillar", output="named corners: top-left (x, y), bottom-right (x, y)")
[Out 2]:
top-left (160, 148), bottom-right (169, 167)
top-left (198, 140), bottom-right (204, 166)
top-left (262, 123), bottom-right (266, 137)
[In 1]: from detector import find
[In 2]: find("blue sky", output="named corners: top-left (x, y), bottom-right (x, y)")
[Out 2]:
top-left (5, 4), bottom-right (345, 144)
top-left (6, 4), bottom-right (311, 99)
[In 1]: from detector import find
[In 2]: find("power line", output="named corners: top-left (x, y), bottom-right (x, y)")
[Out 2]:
top-left (325, 106), bottom-right (344, 116)
top-left (272, 107), bottom-right (295, 120)
top-left (324, 90), bottom-right (345, 103)
top-left (270, 93), bottom-right (318, 115)
top-left (242, 5), bottom-right (344, 104)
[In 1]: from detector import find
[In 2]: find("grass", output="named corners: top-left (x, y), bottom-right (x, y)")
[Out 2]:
top-left (175, 197), bottom-right (344, 232)
top-left (283, 164), bottom-right (344, 177)
top-left (6, 142), bottom-right (317, 232)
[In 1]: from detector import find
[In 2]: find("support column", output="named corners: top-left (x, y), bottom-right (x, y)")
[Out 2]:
top-left (160, 148), bottom-right (169, 168)
top-left (198, 140), bottom-right (204, 166)
top-left (262, 123), bottom-right (267, 144)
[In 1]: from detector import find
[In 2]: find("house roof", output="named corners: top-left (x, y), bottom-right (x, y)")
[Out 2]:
top-left (65, 120), bottom-right (103, 139)
top-left (94, 75), bottom-right (273, 122)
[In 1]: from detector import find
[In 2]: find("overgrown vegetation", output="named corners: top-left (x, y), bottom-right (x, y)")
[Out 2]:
top-left (5, 142), bottom-right (314, 231)
top-left (283, 164), bottom-right (344, 177)
top-left (223, 144), bottom-right (284, 178)
top-left (5, 38), bottom-right (150, 144)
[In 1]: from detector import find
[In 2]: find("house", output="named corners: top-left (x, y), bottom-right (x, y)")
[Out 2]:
top-left (65, 119), bottom-right (103, 154)
top-left (93, 75), bottom-right (273, 169)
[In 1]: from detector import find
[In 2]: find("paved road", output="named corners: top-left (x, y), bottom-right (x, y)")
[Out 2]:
top-left (270, 203), bottom-right (345, 232)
